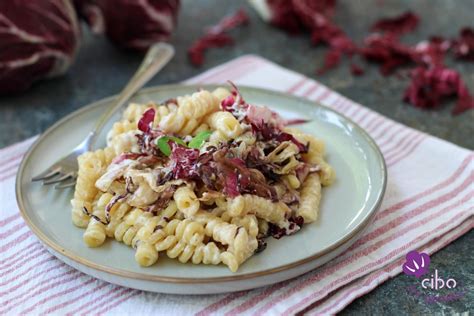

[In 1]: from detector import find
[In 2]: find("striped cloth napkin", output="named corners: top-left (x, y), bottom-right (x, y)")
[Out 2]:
top-left (1, 55), bottom-right (472, 315)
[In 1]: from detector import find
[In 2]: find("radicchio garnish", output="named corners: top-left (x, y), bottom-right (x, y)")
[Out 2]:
top-left (404, 66), bottom-right (474, 115)
top-left (370, 11), bottom-right (419, 36)
top-left (251, 3), bottom-right (473, 115)
top-left (452, 27), bottom-right (474, 61)
top-left (188, 9), bottom-right (249, 66)
top-left (137, 108), bottom-right (155, 133)
top-left (255, 238), bottom-right (267, 253)
top-left (250, 0), bottom-right (355, 74)
top-left (269, 216), bottom-right (304, 239)
top-left (361, 33), bottom-right (415, 75)
top-left (169, 142), bottom-right (200, 179)
top-left (212, 149), bottom-right (278, 200)
top-left (413, 37), bottom-right (451, 67)
top-left (105, 192), bottom-right (128, 223)
top-left (148, 185), bottom-right (177, 214)
top-left (275, 133), bottom-right (308, 153)
top-left (82, 207), bottom-right (108, 225)
top-left (350, 63), bottom-right (365, 76)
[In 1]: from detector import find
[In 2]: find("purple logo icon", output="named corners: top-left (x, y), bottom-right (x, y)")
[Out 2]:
top-left (402, 250), bottom-right (430, 278)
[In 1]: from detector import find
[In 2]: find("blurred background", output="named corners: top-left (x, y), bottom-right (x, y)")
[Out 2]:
top-left (0, 0), bottom-right (473, 149)
top-left (0, 1), bottom-right (472, 313)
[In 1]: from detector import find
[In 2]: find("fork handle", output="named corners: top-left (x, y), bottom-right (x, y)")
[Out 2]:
top-left (86, 42), bottom-right (175, 150)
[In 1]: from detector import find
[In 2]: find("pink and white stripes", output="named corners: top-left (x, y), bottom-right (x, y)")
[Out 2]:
top-left (0, 55), bottom-right (472, 315)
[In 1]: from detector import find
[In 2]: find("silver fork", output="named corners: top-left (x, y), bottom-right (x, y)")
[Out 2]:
top-left (31, 43), bottom-right (175, 189)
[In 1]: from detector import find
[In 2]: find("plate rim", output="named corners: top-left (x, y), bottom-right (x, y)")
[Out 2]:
top-left (16, 84), bottom-right (387, 284)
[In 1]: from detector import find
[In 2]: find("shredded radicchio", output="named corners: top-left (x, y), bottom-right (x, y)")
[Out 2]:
top-left (269, 216), bottom-right (304, 239)
top-left (255, 238), bottom-right (268, 253)
top-left (188, 9), bottom-right (249, 66)
top-left (212, 150), bottom-right (278, 200)
top-left (452, 27), bottom-right (474, 61)
top-left (223, 83), bottom-right (309, 152)
top-left (105, 192), bottom-right (129, 223)
top-left (404, 66), bottom-right (474, 115)
top-left (255, 0), bottom-right (386, 74)
top-left (361, 33), bottom-right (415, 75)
top-left (137, 108), bottom-right (155, 133)
top-left (250, 2), bottom-right (473, 115)
top-left (370, 11), bottom-right (419, 36)
top-left (148, 185), bottom-right (177, 214)
top-left (169, 143), bottom-right (200, 179)
top-left (82, 207), bottom-right (108, 225)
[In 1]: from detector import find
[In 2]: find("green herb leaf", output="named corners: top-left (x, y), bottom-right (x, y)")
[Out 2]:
top-left (155, 136), bottom-right (186, 156)
top-left (188, 130), bottom-right (213, 149)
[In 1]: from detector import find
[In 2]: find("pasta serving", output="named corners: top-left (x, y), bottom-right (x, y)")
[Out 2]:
top-left (71, 83), bottom-right (335, 272)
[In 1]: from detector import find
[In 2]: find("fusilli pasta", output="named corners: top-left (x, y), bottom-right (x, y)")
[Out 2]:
top-left (71, 85), bottom-right (334, 272)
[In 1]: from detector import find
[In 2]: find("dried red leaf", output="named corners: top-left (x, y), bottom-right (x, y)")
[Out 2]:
top-left (350, 63), bottom-right (365, 76)
top-left (371, 11), bottom-right (419, 36)
top-left (254, 0), bottom-right (353, 74)
top-left (263, 0), bottom-right (304, 33)
top-left (291, 0), bottom-right (336, 31)
top-left (317, 50), bottom-right (342, 75)
top-left (361, 33), bottom-right (415, 75)
top-left (404, 66), bottom-right (474, 115)
top-left (301, 0), bottom-right (355, 74)
top-left (188, 9), bottom-right (249, 66)
top-left (137, 108), bottom-right (155, 133)
top-left (250, 1), bottom-right (473, 115)
top-left (452, 27), bottom-right (474, 61)
top-left (414, 37), bottom-right (451, 67)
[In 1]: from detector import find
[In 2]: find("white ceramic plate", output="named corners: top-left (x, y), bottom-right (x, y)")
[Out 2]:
top-left (16, 85), bottom-right (386, 294)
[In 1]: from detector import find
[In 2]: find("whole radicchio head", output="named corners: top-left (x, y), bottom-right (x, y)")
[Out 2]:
top-left (402, 250), bottom-right (431, 278)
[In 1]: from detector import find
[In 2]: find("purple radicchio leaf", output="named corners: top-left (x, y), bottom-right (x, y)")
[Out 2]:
top-left (402, 250), bottom-right (430, 278)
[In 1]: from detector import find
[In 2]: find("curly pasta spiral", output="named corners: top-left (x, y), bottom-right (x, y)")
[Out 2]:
top-left (93, 192), bottom-right (132, 237)
top-left (122, 102), bottom-right (176, 127)
top-left (155, 237), bottom-right (222, 266)
top-left (285, 128), bottom-right (335, 186)
top-left (154, 218), bottom-right (222, 266)
top-left (266, 142), bottom-right (301, 175)
top-left (227, 195), bottom-right (291, 227)
top-left (231, 214), bottom-right (259, 238)
top-left (177, 90), bottom-right (220, 120)
top-left (192, 211), bottom-right (250, 255)
top-left (206, 111), bottom-right (243, 139)
top-left (132, 202), bottom-right (179, 266)
top-left (296, 173), bottom-right (322, 223)
top-left (174, 186), bottom-right (200, 218)
top-left (83, 193), bottom-right (112, 247)
top-left (114, 208), bottom-right (153, 246)
top-left (106, 120), bottom-right (139, 154)
top-left (211, 87), bottom-right (231, 102)
top-left (122, 103), bottom-right (157, 123)
top-left (158, 90), bottom-right (219, 136)
top-left (71, 147), bottom-right (116, 228)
